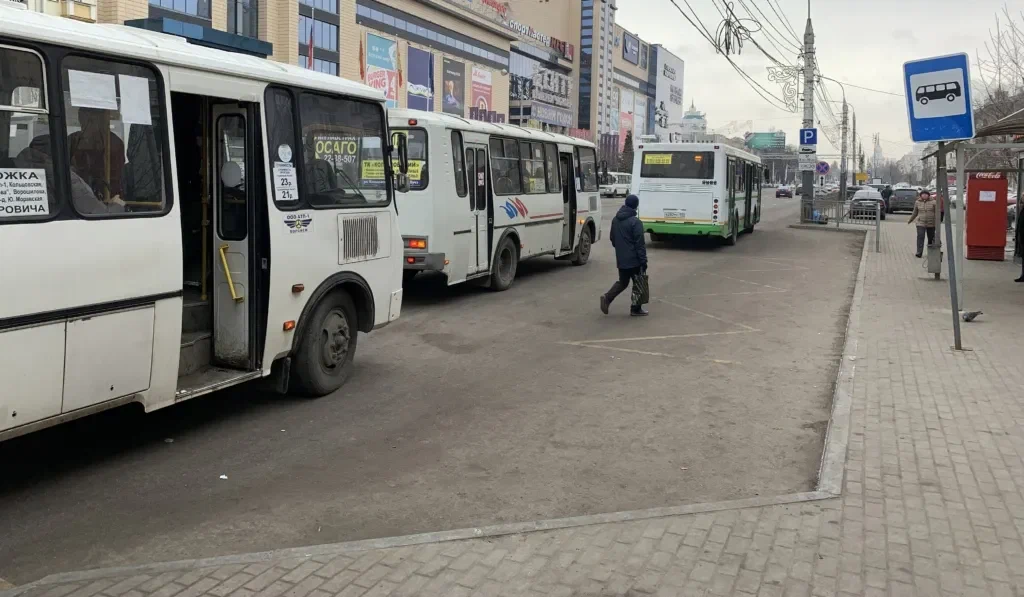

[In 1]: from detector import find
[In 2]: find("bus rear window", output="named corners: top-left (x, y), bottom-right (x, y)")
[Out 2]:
top-left (640, 151), bottom-right (715, 179)
top-left (391, 128), bottom-right (428, 190)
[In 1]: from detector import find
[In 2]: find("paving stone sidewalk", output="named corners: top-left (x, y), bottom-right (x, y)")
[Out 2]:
top-left (7, 222), bottom-right (1024, 597)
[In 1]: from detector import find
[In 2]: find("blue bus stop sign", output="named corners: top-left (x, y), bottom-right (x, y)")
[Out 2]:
top-left (903, 53), bottom-right (975, 143)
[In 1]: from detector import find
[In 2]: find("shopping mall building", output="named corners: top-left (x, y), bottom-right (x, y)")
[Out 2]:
top-left (14, 0), bottom-right (681, 155)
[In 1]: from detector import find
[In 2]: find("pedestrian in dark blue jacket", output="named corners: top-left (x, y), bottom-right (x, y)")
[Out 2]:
top-left (600, 194), bottom-right (649, 316)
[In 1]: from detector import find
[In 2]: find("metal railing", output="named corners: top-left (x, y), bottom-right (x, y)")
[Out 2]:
top-left (801, 198), bottom-right (881, 252)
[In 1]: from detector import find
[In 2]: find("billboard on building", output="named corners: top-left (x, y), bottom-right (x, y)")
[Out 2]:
top-left (407, 47), bottom-right (434, 111)
top-left (744, 131), bottom-right (786, 150)
top-left (633, 95), bottom-right (647, 139)
top-left (365, 34), bottom-right (398, 108)
top-left (471, 66), bottom-right (492, 114)
top-left (619, 88), bottom-right (634, 151)
top-left (654, 48), bottom-right (684, 140)
top-left (622, 32), bottom-right (640, 65)
top-left (442, 58), bottom-right (465, 116)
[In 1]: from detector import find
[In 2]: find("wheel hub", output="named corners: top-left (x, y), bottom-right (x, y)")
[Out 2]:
top-left (320, 311), bottom-right (350, 369)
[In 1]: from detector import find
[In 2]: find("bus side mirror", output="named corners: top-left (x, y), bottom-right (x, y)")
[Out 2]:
top-left (396, 133), bottom-right (409, 174)
top-left (396, 172), bottom-right (410, 193)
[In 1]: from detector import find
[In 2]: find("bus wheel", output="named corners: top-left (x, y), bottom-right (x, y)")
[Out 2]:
top-left (292, 290), bottom-right (358, 397)
top-left (649, 232), bottom-right (663, 242)
top-left (725, 215), bottom-right (739, 246)
top-left (571, 226), bottom-right (592, 266)
top-left (490, 236), bottom-right (519, 291)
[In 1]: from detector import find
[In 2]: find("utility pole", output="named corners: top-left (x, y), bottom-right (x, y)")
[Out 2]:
top-left (800, 1), bottom-right (815, 212)
top-left (851, 111), bottom-right (857, 186)
top-left (839, 99), bottom-right (848, 199)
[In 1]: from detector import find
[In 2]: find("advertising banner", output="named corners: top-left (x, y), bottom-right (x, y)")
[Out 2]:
top-left (633, 95), bottom-right (647, 138)
top-left (654, 48), bottom-right (684, 139)
top-left (531, 70), bottom-right (573, 109)
top-left (407, 47), bottom-right (434, 111)
top-left (365, 34), bottom-right (398, 108)
top-left (619, 88), bottom-right (634, 151)
top-left (471, 66), bottom-right (493, 114)
top-left (622, 32), bottom-right (640, 65)
top-left (442, 58), bottom-right (465, 116)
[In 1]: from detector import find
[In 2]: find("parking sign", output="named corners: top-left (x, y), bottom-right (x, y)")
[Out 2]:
top-left (799, 128), bottom-right (817, 145)
top-left (903, 53), bottom-right (975, 142)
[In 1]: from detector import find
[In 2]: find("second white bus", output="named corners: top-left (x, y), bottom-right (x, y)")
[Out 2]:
top-left (632, 142), bottom-right (763, 245)
top-left (389, 110), bottom-right (601, 289)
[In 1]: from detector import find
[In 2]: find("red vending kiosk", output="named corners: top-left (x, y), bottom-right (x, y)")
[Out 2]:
top-left (966, 172), bottom-right (1008, 261)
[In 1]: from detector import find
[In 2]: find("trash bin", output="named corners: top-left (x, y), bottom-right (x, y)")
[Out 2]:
top-left (927, 242), bottom-right (942, 279)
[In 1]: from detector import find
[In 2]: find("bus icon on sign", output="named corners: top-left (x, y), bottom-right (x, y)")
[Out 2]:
top-left (908, 67), bottom-right (967, 120)
top-left (916, 81), bottom-right (961, 105)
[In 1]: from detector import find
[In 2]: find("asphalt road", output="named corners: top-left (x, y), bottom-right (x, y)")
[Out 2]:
top-left (0, 192), bottom-right (862, 584)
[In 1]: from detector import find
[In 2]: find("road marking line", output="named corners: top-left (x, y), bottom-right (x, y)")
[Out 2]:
top-left (570, 329), bottom-right (759, 344)
top-left (660, 289), bottom-right (789, 297)
top-left (655, 298), bottom-right (759, 332)
top-left (559, 342), bottom-right (738, 364)
top-left (706, 271), bottom-right (785, 290)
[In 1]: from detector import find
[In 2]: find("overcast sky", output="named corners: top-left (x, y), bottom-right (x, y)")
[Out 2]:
top-left (616, 0), bottom-right (1010, 160)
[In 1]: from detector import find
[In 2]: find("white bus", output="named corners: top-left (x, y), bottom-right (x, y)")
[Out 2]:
top-left (599, 171), bottom-right (631, 197)
top-left (632, 142), bottom-right (763, 245)
top-left (0, 5), bottom-right (406, 441)
top-left (388, 109), bottom-right (601, 289)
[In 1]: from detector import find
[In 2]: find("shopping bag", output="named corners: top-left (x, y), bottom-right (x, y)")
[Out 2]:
top-left (631, 271), bottom-right (650, 305)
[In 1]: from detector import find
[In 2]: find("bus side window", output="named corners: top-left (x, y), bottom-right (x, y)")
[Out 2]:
top-left (451, 130), bottom-right (467, 198)
top-left (543, 143), bottom-right (559, 193)
top-left (0, 46), bottom-right (59, 222)
top-left (61, 56), bottom-right (167, 216)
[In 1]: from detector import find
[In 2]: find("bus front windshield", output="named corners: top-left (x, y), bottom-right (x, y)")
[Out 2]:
top-left (299, 92), bottom-right (390, 207)
top-left (640, 151), bottom-right (715, 180)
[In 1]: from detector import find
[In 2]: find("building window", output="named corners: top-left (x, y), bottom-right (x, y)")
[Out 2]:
top-left (297, 55), bottom-right (339, 75)
top-left (227, 0), bottom-right (258, 38)
top-left (299, 15), bottom-right (338, 51)
top-left (148, 0), bottom-right (210, 19)
top-left (299, 0), bottom-right (337, 13)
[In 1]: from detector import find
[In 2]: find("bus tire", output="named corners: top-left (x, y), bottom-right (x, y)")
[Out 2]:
top-left (725, 214), bottom-right (739, 246)
top-left (291, 290), bottom-right (358, 397)
top-left (490, 235), bottom-right (519, 291)
top-left (649, 232), bottom-right (663, 242)
top-left (571, 225), bottom-right (592, 266)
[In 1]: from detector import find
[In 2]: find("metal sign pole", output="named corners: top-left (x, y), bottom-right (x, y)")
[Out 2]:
top-left (937, 142), bottom-right (963, 350)
top-left (955, 144), bottom-right (966, 310)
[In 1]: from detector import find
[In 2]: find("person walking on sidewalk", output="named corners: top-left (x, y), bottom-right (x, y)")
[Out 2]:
top-left (600, 194), bottom-right (649, 316)
top-left (908, 189), bottom-right (938, 258)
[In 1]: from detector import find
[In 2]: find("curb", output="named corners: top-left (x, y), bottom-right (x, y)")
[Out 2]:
top-left (788, 224), bottom-right (868, 235)
top-left (2, 227), bottom-right (869, 595)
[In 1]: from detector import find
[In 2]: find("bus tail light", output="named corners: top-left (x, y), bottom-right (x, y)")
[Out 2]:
top-left (405, 237), bottom-right (427, 250)
top-left (406, 256), bottom-right (416, 264)
top-left (283, 320), bottom-right (296, 331)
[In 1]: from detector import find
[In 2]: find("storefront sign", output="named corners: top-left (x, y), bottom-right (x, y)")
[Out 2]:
top-left (480, 0), bottom-right (508, 18)
top-left (501, 18), bottom-right (573, 61)
top-left (407, 47), bottom-right (434, 111)
top-left (663, 63), bottom-right (677, 80)
top-left (532, 102), bottom-right (573, 128)
top-left (442, 58), bottom-right (465, 116)
top-left (531, 70), bottom-right (572, 109)
top-left (471, 66), bottom-right (493, 114)
top-left (365, 34), bottom-right (398, 108)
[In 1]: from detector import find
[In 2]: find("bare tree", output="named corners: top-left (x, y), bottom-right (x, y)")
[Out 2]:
top-left (972, 4), bottom-right (1024, 169)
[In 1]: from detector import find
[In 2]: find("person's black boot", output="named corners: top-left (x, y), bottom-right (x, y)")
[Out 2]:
top-left (600, 295), bottom-right (610, 314)
top-left (630, 306), bottom-right (649, 316)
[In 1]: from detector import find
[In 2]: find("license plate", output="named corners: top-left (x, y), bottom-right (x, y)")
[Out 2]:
top-left (664, 208), bottom-right (685, 218)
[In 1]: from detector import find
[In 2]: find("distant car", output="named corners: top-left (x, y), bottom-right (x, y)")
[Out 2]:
top-left (845, 185), bottom-right (863, 200)
top-left (889, 188), bottom-right (918, 213)
top-left (850, 188), bottom-right (886, 220)
top-left (776, 185), bottom-right (793, 198)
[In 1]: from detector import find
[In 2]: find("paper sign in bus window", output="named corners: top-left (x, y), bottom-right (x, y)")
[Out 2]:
top-left (68, 70), bottom-right (117, 111)
top-left (644, 154), bottom-right (672, 165)
top-left (117, 75), bottom-right (152, 126)
top-left (273, 162), bottom-right (299, 204)
top-left (0, 168), bottom-right (49, 217)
